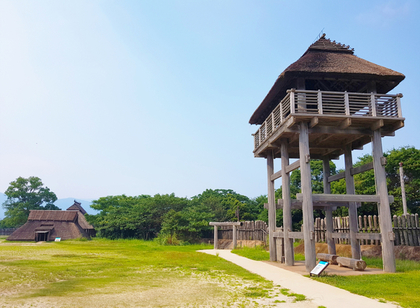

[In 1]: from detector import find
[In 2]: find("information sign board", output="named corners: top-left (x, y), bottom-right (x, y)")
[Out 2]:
top-left (310, 261), bottom-right (329, 276)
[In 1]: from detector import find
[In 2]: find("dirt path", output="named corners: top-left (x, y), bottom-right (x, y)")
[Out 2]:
top-left (198, 249), bottom-right (401, 308)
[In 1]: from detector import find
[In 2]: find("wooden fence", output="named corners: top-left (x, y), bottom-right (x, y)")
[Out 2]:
top-left (393, 214), bottom-right (420, 246)
top-left (313, 214), bottom-right (420, 246)
top-left (218, 220), bottom-right (268, 242)
top-left (0, 228), bottom-right (17, 236)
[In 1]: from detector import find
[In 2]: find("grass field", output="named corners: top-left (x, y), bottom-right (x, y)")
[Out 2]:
top-left (233, 245), bottom-right (420, 308)
top-left (0, 237), bottom-right (297, 307)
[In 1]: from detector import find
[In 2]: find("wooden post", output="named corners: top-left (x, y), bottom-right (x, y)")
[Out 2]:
top-left (233, 225), bottom-right (237, 249)
top-left (372, 129), bottom-right (396, 272)
top-left (214, 226), bottom-right (218, 249)
top-left (276, 235), bottom-right (284, 263)
top-left (323, 157), bottom-right (336, 255)
top-left (281, 140), bottom-right (294, 265)
top-left (344, 145), bottom-right (361, 259)
top-left (399, 162), bottom-right (408, 215)
top-left (267, 151), bottom-right (277, 261)
top-left (299, 122), bottom-right (316, 272)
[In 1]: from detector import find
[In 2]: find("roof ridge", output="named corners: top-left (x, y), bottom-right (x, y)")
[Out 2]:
top-left (308, 34), bottom-right (354, 54)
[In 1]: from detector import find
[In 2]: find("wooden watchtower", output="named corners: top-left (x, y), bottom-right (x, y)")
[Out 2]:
top-left (250, 34), bottom-right (405, 273)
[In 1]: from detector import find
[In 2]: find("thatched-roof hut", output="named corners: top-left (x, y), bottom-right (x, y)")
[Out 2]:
top-left (7, 201), bottom-right (95, 241)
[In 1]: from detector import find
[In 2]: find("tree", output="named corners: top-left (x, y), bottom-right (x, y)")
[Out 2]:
top-left (2, 176), bottom-right (58, 227)
top-left (191, 189), bottom-right (259, 222)
top-left (385, 147), bottom-right (420, 215)
top-left (338, 146), bottom-right (420, 216)
top-left (86, 193), bottom-right (190, 239)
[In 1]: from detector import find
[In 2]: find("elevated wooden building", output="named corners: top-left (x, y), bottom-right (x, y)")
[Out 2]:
top-left (251, 34), bottom-right (405, 273)
top-left (7, 201), bottom-right (95, 241)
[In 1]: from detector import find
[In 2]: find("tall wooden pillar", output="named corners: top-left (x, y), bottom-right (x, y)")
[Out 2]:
top-left (322, 157), bottom-right (336, 255)
top-left (214, 226), bottom-right (218, 249)
top-left (344, 145), bottom-right (361, 259)
top-left (299, 122), bottom-right (316, 271)
top-left (267, 151), bottom-right (277, 261)
top-left (281, 140), bottom-right (294, 265)
top-left (372, 129), bottom-right (396, 272)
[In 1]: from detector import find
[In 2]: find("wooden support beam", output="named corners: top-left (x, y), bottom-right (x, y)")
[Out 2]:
top-left (296, 193), bottom-right (394, 204)
top-left (273, 231), bottom-right (304, 239)
top-left (285, 160), bottom-right (300, 174)
top-left (271, 170), bottom-right (282, 181)
top-left (328, 162), bottom-right (374, 183)
top-left (281, 140), bottom-right (294, 266)
top-left (328, 172), bottom-right (345, 182)
top-left (392, 120), bottom-right (404, 130)
top-left (345, 144), bottom-right (361, 259)
top-left (267, 151), bottom-right (276, 262)
top-left (351, 162), bottom-right (374, 175)
top-left (323, 157), bottom-right (336, 255)
top-left (331, 233), bottom-right (381, 240)
top-left (312, 134), bottom-right (330, 146)
top-left (309, 117), bottom-right (319, 128)
top-left (372, 129), bottom-right (396, 273)
top-left (356, 233), bottom-right (382, 240)
top-left (270, 159), bottom-right (300, 181)
top-left (273, 200), bottom-right (344, 210)
top-left (209, 222), bottom-right (242, 226)
top-left (339, 118), bottom-right (352, 129)
top-left (289, 134), bottom-right (300, 145)
top-left (371, 119), bottom-right (384, 131)
top-left (309, 126), bottom-right (371, 136)
top-left (299, 122), bottom-right (316, 272)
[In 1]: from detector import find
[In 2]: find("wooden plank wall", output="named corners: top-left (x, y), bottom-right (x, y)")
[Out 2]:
top-left (313, 214), bottom-right (420, 246)
top-left (394, 214), bottom-right (420, 246)
top-left (219, 220), bottom-right (268, 243)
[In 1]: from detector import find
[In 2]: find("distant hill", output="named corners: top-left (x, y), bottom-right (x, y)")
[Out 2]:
top-left (0, 193), bottom-right (98, 220)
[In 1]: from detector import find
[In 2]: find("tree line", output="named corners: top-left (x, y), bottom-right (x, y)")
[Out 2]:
top-left (1, 146), bottom-right (419, 242)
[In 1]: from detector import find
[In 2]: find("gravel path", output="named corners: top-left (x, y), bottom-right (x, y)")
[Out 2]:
top-left (198, 249), bottom-right (401, 308)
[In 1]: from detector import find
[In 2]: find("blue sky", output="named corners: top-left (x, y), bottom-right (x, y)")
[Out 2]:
top-left (1, 0), bottom-right (419, 201)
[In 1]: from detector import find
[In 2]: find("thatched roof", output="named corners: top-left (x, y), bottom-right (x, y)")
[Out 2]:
top-left (249, 35), bottom-right (405, 125)
top-left (67, 200), bottom-right (87, 215)
top-left (76, 211), bottom-right (95, 230)
top-left (28, 210), bottom-right (77, 222)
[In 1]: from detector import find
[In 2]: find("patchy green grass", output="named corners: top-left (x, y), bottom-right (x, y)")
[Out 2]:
top-left (0, 238), bottom-right (282, 307)
top-left (232, 245), bottom-right (270, 261)
top-left (278, 287), bottom-right (306, 302)
top-left (232, 245), bottom-right (305, 261)
top-left (313, 257), bottom-right (420, 308)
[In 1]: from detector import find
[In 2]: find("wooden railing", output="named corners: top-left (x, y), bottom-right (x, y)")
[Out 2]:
top-left (253, 89), bottom-right (403, 150)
